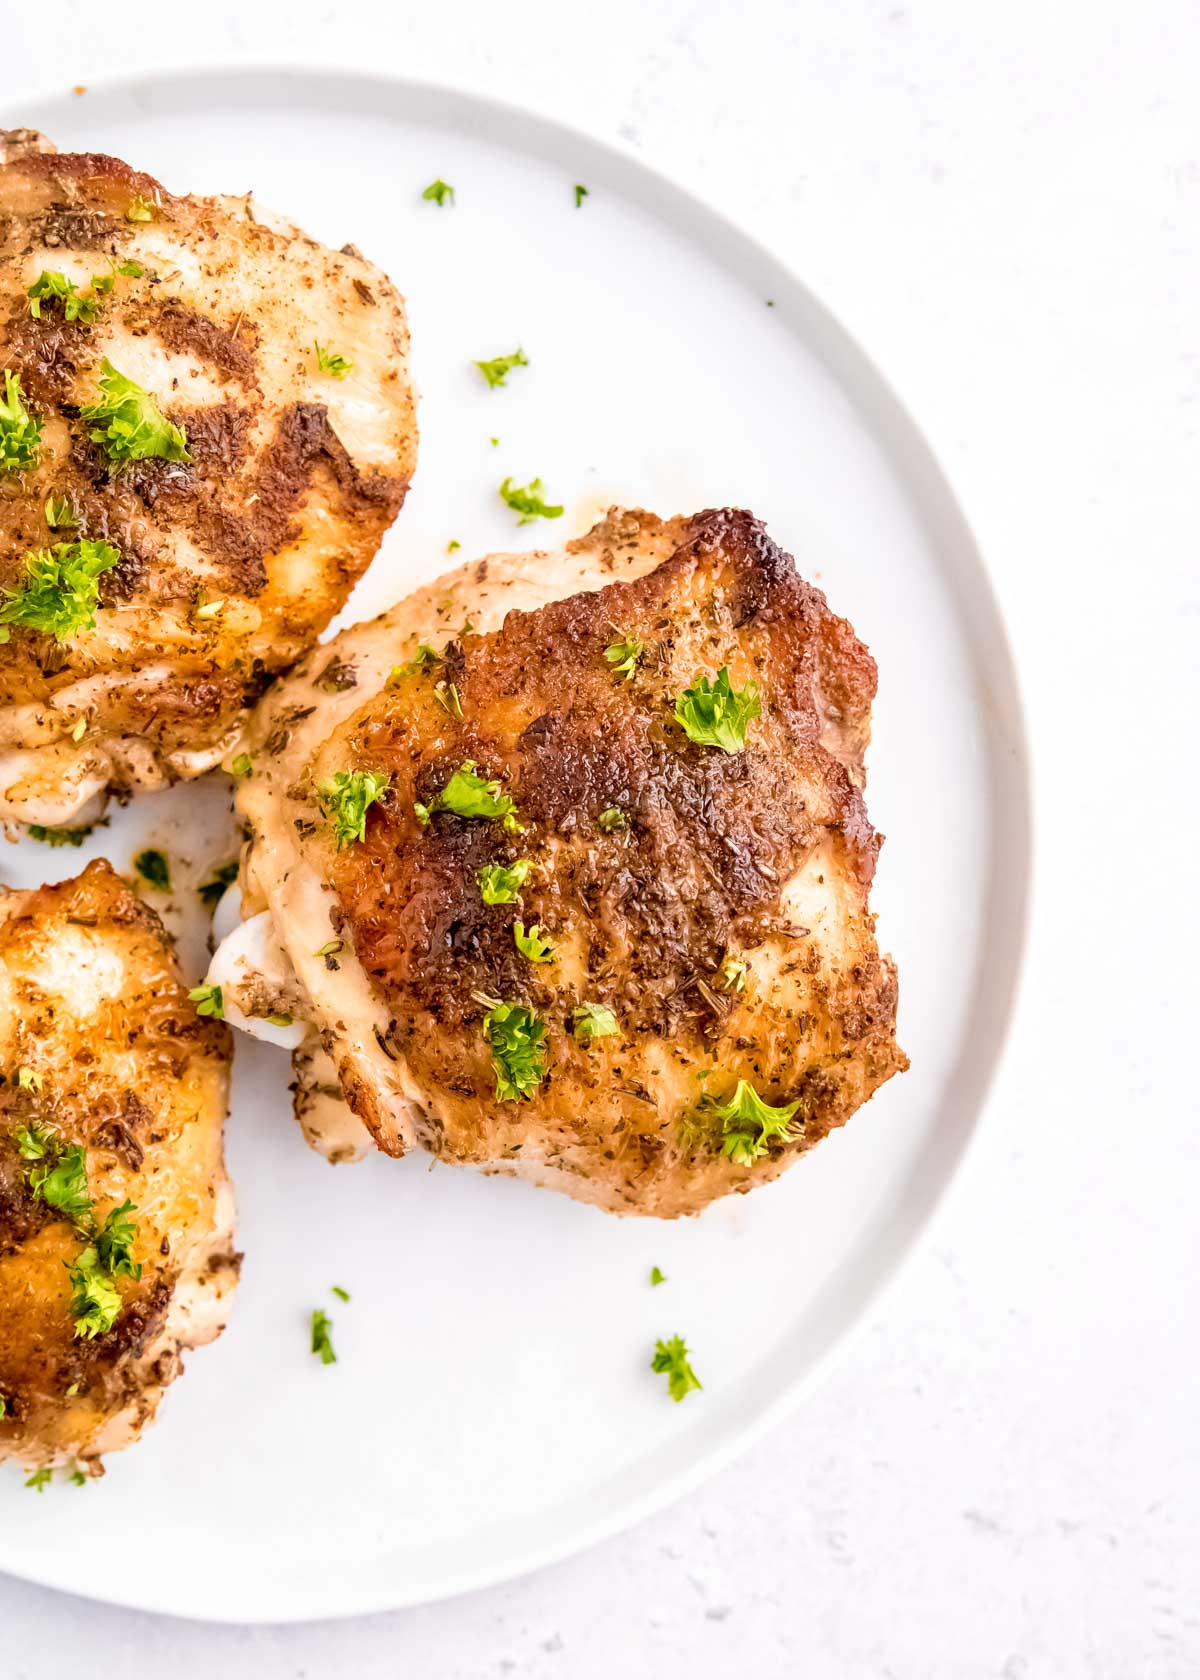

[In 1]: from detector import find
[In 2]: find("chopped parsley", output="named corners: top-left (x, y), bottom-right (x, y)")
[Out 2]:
top-left (315, 939), bottom-right (343, 962)
top-left (134, 848), bottom-right (171, 890)
top-left (25, 1468), bottom-right (53, 1493)
top-left (43, 494), bottom-right (78, 529)
top-left (264, 1012), bottom-right (293, 1028)
top-left (673, 667), bottom-right (761, 754)
top-left (81, 359), bottom-right (190, 465)
top-left (14, 1120), bottom-right (57, 1161)
top-left (311, 1308), bottom-right (337, 1365)
top-left (0, 370), bottom-right (42, 474)
top-left (574, 184), bottom-right (589, 208)
top-left (720, 957), bottom-right (748, 993)
top-left (198, 859), bottom-right (239, 909)
top-left (597, 806), bottom-right (628, 834)
top-left (604, 633), bottom-right (645, 681)
top-left (652, 1335), bottom-right (702, 1403)
top-left (481, 1000), bottom-right (548, 1101)
top-left (15, 1065), bottom-right (43, 1091)
top-left (331, 1286), bottom-right (350, 1303)
top-left (228, 752), bottom-right (253, 778)
top-left (477, 858), bottom-right (532, 904)
top-left (650, 1265), bottom-right (666, 1287)
top-left (317, 769), bottom-right (391, 849)
top-left (126, 194), bottom-right (156, 222)
top-left (26, 823), bottom-right (92, 847)
top-left (28, 1143), bottom-right (92, 1223)
top-left (0, 539), bottom-right (119, 642)
top-left (433, 678), bottom-right (463, 719)
top-left (707, 1079), bottom-right (801, 1165)
top-left (389, 642), bottom-right (442, 684)
top-left (67, 1248), bottom-right (122, 1340)
top-left (27, 270), bottom-right (102, 326)
top-left (421, 178), bottom-right (455, 207)
top-left (94, 1199), bottom-right (141, 1279)
top-left (474, 348), bottom-right (528, 389)
top-left (68, 1468), bottom-right (87, 1487)
top-left (572, 1002), bottom-right (619, 1042)
top-left (314, 341), bottom-right (353, 379)
top-left (498, 476), bottom-right (564, 524)
top-left (415, 761), bottom-right (521, 834)
top-left (447, 539), bottom-right (461, 554)
top-left (513, 920), bottom-right (555, 964)
top-left (188, 982), bottom-right (224, 1020)
top-left (0, 1394), bottom-right (6, 1419)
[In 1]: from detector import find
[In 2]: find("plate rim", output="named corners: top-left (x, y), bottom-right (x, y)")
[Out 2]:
top-left (0, 60), bottom-right (1034, 1624)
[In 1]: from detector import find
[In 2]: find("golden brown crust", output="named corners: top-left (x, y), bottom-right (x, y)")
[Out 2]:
top-left (0, 860), bottom-right (236, 1465)
top-left (0, 138), bottom-right (417, 821)
top-left (275, 508), bottom-right (905, 1215)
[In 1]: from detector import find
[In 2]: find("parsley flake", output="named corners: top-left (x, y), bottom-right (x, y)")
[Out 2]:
top-left (26, 823), bottom-right (92, 847)
top-left (706, 1079), bottom-right (801, 1165)
top-left (314, 341), bottom-right (353, 379)
top-left (421, 178), bottom-right (455, 207)
top-left (15, 1065), bottom-right (43, 1091)
top-left (0, 370), bottom-right (42, 474)
top-left (604, 633), bottom-right (645, 681)
top-left (188, 983), bottom-right (224, 1020)
top-left (652, 1335), bottom-right (702, 1402)
top-left (720, 957), bottom-right (748, 993)
top-left (571, 1002), bottom-right (619, 1043)
top-left (597, 806), bottom-right (628, 834)
top-left (574, 184), bottom-right (589, 208)
top-left (317, 770), bottom-right (391, 849)
top-left (134, 848), bottom-right (171, 891)
top-left (482, 1000), bottom-right (548, 1102)
top-left (94, 1199), bottom-right (141, 1279)
top-left (81, 360), bottom-right (190, 466)
top-left (67, 1247), bottom-right (122, 1340)
top-left (27, 270), bottom-right (102, 326)
top-left (198, 860), bottom-right (239, 910)
top-left (228, 752), bottom-right (253, 778)
top-left (650, 1265), bottom-right (666, 1286)
top-left (0, 539), bottom-right (119, 643)
top-left (331, 1285), bottom-right (350, 1303)
top-left (498, 476), bottom-right (563, 525)
top-left (415, 762), bottom-right (521, 833)
top-left (25, 1467), bottom-right (53, 1493)
top-left (388, 642), bottom-right (442, 684)
top-left (43, 494), bottom-right (77, 529)
top-left (14, 1120), bottom-right (57, 1162)
top-left (477, 858), bottom-right (532, 905)
top-left (513, 920), bottom-right (555, 963)
top-left (311, 1308), bottom-right (337, 1365)
top-left (29, 1143), bottom-right (92, 1223)
top-left (673, 667), bottom-right (761, 754)
top-left (474, 348), bottom-right (528, 389)
top-left (126, 194), bottom-right (156, 222)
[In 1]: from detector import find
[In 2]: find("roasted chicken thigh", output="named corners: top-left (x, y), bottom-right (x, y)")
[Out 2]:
top-left (215, 508), bottom-right (905, 1217)
top-left (0, 860), bottom-right (236, 1468)
top-left (0, 129), bottom-right (416, 828)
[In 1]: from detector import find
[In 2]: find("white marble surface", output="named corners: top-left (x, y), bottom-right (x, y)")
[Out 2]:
top-left (3, 2), bottom-right (1197, 1674)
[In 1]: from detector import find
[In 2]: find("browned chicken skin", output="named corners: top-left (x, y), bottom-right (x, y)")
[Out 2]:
top-left (0, 861), bottom-right (236, 1468)
top-left (0, 129), bottom-right (417, 827)
top-left (223, 508), bottom-right (907, 1217)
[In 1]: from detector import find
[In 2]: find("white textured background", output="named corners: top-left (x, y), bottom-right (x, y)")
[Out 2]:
top-left (4, 2), bottom-right (1197, 1675)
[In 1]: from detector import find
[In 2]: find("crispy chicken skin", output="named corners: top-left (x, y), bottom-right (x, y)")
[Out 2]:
top-left (222, 508), bottom-right (906, 1217)
top-left (0, 860), bottom-right (236, 1468)
top-left (0, 129), bottom-right (417, 827)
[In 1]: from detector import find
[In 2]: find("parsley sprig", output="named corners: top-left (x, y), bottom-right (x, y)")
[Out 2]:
top-left (314, 342), bottom-right (353, 379)
top-left (673, 667), bottom-right (761, 754)
top-left (604, 633), bottom-right (645, 681)
top-left (422, 178), bottom-right (455, 206)
top-left (481, 1000), bottom-right (548, 1101)
top-left (0, 370), bottom-right (42, 474)
top-left (317, 770), bottom-right (391, 849)
top-left (0, 539), bottom-right (119, 642)
top-left (706, 1079), bottom-right (802, 1165)
top-left (513, 920), bottom-right (555, 964)
top-left (477, 859), bottom-right (532, 904)
top-left (571, 1002), bottom-right (619, 1043)
top-left (652, 1335), bottom-right (702, 1402)
top-left (474, 348), bottom-right (528, 389)
top-left (311, 1308), bottom-right (337, 1365)
top-left (188, 982), bottom-right (225, 1019)
top-left (415, 762), bottom-right (521, 834)
top-left (81, 360), bottom-right (190, 466)
top-left (498, 476), bottom-right (563, 525)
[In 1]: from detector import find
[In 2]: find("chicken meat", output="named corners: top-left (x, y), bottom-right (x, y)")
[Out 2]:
top-left (214, 507), bottom-right (906, 1217)
top-left (0, 128), bottom-right (416, 829)
top-left (0, 859), bottom-right (236, 1469)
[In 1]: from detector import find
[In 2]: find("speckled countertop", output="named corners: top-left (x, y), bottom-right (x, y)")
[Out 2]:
top-left (3, 3), bottom-right (1197, 1675)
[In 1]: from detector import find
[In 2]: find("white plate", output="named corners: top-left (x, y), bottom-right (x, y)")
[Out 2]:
top-left (0, 68), bottom-right (1030, 1622)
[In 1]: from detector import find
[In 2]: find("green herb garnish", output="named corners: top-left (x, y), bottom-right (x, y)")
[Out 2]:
top-left (188, 983), bottom-right (224, 1020)
top-left (513, 920), bottom-right (554, 964)
top-left (228, 752), bottom-right (253, 778)
top-left (43, 494), bottom-right (77, 529)
top-left (574, 184), bottom-right (589, 208)
top-left (198, 860), bottom-right (239, 909)
top-left (571, 1002), bottom-right (619, 1043)
top-left (649, 1266), bottom-right (666, 1286)
top-left (133, 848), bottom-right (171, 891)
top-left (26, 823), bottom-right (92, 847)
top-left (29, 1143), bottom-right (92, 1223)
top-left (498, 476), bottom-right (563, 525)
top-left (15, 1066), bottom-right (43, 1092)
top-left (415, 761), bottom-right (521, 833)
top-left (81, 360), bottom-right (190, 465)
top-left (311, 1308), bottom-right (337, 1365)
top-left (331, 1286), bottom-right (350, 1303)
top-left (67, 1248), bottom-right (122, 1340)
top-left (421, 178), bottom-right (455, 207)
top-left (673, 667), bottom-right (761, 754)
top-left (707, 1079), bottom-right (801, 1165)
top-left (27, 270), bottom-right (101, 325)
top-left (604, 633), bottom-right (644, 681)
top-left (477, 859), bottom-right (532, 905)
top-left (388, 642), bottom-right (442, 684)
top-left (14, 1120), bottom-right (57, 1161)
top-left (25, 1468), bottom-right (53, 1493)
top-left (94, 1199), bottom-right (141, 1279)
top-left (0, 539), bottom-right (119, 642)
top-left (652, 1335), bottom-right (701, 1402)
top-left (482, 1000), bottom-right (548, 1102)
top-left (433, 679), bottom-right (463, 719)
top-left (126, 194), bottom-right (156, 222)
top-left (597, 806), bottom-right (628, 833)
top-left (720, 958), bottom-right (747, 993)
top-left (0, 370), bottom-right (42, 473)
top-left (317, 769), bottom-right (391, 849)
top-left (314, 342), bottom-right (353, 379)
top-left (474, 348), bottom-right (528, 389)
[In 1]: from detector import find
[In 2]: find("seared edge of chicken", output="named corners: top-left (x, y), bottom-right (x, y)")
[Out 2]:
top-left (0, 860), bottom-right (237, 1468)
top-left (0, 131), bottom-right (416, 827)
top-left (214, 508), bottom-right (906, 1217)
